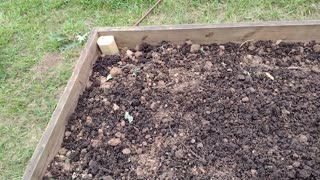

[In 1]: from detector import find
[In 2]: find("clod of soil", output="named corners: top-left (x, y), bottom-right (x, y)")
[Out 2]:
top-left (107, 138), bottom-right (121, 146)
top-left (122, 148), bottom-right (131, 155)
top-left (45, 41), bottom-right (320, 179)
top-left (109, 67), bottom-right (122, 76)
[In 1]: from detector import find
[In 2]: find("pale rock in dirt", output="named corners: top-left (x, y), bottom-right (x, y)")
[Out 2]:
top-left (86, 116), bottom-right (93, 126)
top-left (311, 66), bottom-right (320, 73)
top-left (313, 44), bottom-right (320, 52)
top-left (108, 138), bottom-right (121, 146)
top-left (65, 131), bottom-right (71, 137)
top-left (298, 134), bottom-right (308, 143)
top-left (175, 149), bottom-right (184, 158)
top-left (190, 44), bottom-right (200, 53)
top-left (59, 148), bottom-right (67, 155)
top-left (63, 162), bottom-right (71, 172)
top-left (242, 97), bottom-right (250, 102)
top-left (204, 61), bottom-right (213, 70)
top-left (135, 51), bottom-right (143, 58)
top-left (113, 103), bottom-right (120, 111)
top-left (120, 120), bottom-right (126, 127)
top-left (122, 148), bottom-right (131, 155)
top-left (110, 67), bottom-right (122, 76)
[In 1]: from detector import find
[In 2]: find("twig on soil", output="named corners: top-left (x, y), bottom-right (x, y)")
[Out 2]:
top-left (152, 160), bottom-right (163, 180)
top-left (287, 66), bottom-right (309, 71)
top-left (168, 124), bottom-right (175, 136)
top-left (239, 39), bottom-right (254, 49)
top-left (127, 168), bottom-right (133, 180)
top-left (181, 143), bottom-right (207, 164)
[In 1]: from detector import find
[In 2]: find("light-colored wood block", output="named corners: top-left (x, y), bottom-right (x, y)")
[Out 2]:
top-left (97, 35), bottom-right (119, 55)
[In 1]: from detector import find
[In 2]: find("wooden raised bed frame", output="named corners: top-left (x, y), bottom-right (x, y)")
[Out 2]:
top-left (23, 21), bottom-right (320, 180)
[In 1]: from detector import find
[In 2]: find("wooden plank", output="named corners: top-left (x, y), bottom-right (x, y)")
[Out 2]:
top-left (22, 28), bottom-right (100, 180)
top-left (97, 21), bottom-right (320, 48)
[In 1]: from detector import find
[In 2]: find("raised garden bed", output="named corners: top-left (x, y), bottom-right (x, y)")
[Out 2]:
top-left (23, 21), bottom-right (320, 180)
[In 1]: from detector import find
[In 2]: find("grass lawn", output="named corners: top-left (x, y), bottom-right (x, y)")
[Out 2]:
top-left (0, 0), bottom-right (319, 179)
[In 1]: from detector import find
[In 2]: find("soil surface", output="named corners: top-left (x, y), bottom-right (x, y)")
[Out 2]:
top-left (45, 41), bottom-right (320, 180)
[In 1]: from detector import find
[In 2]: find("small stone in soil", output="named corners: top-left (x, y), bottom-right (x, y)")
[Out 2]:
top-left (65, 131), bottom-right (71, 137)
top-left (136, 148), bottom-right (143, 154)
top-left (86, 116), bottom-right (93, 126)
top-left (190, 44), bottom-right (200, 53)
top-left (292, 153), bottom-right (299, 159)
top-left (201, 120), bottom-right (210, 126)
top-left (142, 127), bottom-right (149, 133)
top-left (66, 151), bottom-right (71, 157)
top-left (298, 134), bottom-right (308, 143)
top-left (175, 149), bottom-right (184, 158)
top-left (158, 80), bottom-right (165, 87)
top-left (110, 67), bottom-right (122, 76)
top-left (242, 97), bottom-right (250, 102)
top-left (197, 143), bottom-right (204, 148)
top-left (251, 169), bottom-right (257, 176)
top-left (82, 174), bottom-right (93, 179)
top-left (313, 44), bottom-right (320, 52)
top-left (230, 88), bottom-right (236, 93)
top-left (219, 45), bottom-right (225, 50)
top-left (81, 149), bottom-right (87, 154)
top-left (150, 102), bottom-right (157, 110)
top-left (311, 66), bottom-right (320, 73)
top-left (107, 138), bottom-right (121, 146)
top-left (248, 87), bottom-right (256, 93)
top-left (248, 45), bottom-right (255, 51)
top-left (135, 51), bottom-right (143, 58)
top-left (122, 148), bottom-right (131, 155)
top-left (151, 52), bottom-right (160, 59)
top-left (120, 120), bottom-right (125, 127)
top-left (190, 139), bottom-right (196, 143)
top-left (113, 103), bottom-right (120, 111)
top-left (237, 75), bottom-right (246, 81)
top-left (115, 132), bottom-right (124, 138)
top-left (63, 163), bottom-right (71, 172)
top-left (204, 61), bottom-right (213, 70)
top-left (145, 135), bottom-right (151, 139)
top-left (57, 155), bottom-right (66, 161)
top-left (142, 141), bottom-right (148, 146)
top-left (126, 50), bottom-right (133, 57)
top-left (59, 148), bottom-right (67, 155)
top-left (91, 139), bottom-right (100, 148)
top-left (292, 161), bottom-right (301, 167)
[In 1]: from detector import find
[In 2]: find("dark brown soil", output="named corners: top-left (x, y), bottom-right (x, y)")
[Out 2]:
top-left (45, 41), bottom-right (320, 180)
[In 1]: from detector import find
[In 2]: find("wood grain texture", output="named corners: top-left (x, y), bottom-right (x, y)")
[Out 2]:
top-left (97, 21), bottom-right (320, 48)
top-left (22, 28), bottom-right (100, 180)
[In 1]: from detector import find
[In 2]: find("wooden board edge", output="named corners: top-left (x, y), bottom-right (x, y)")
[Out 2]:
top-left (96, 20), bottom-right (320, 48)
top-left (96, 20), bottom-right (320, 32)
top-left (22, 28), bottom-right (100, 180)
